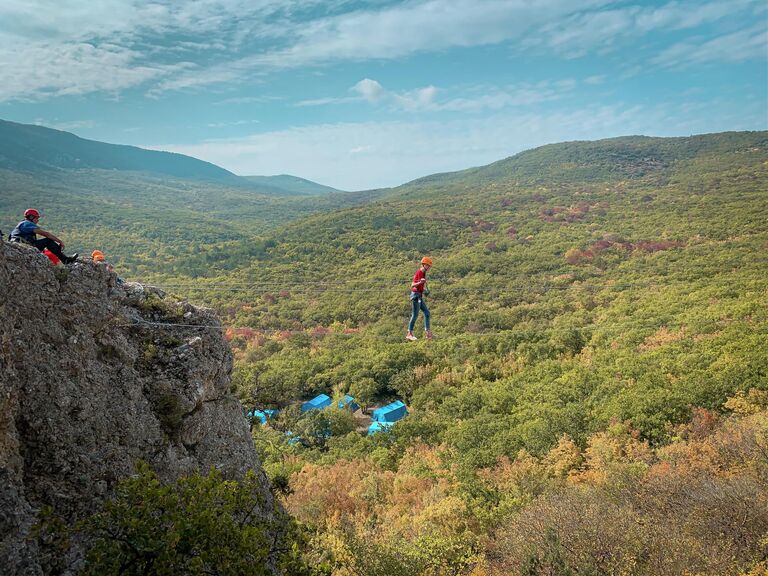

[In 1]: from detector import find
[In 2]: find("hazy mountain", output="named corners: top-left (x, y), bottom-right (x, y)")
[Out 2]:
top-left (243, 174), bottom-right (343, 195)
top-left (0, 119), bottom-right (244, 184)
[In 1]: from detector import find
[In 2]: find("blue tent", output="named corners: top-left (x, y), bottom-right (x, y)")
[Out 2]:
top-left (286, 431), bottom-right (303, 446)
top-left (367, 421), bottom-right (394, 435)
top-left (249, 409), bottom-right (279, 425)
top-left (338, 394), bottom-right (360, 412)
top-left (372, 400), bottom-right (408, 423)
top-left (301, 394), bottom-right (331, 412)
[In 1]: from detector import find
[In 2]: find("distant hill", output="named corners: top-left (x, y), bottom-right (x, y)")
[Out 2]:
top-left (243, 174), bottom-right (343, 195)
top-left (395, 131), bottom-right (768, 196)
top-left (0, 119), bottom-right (244, 184)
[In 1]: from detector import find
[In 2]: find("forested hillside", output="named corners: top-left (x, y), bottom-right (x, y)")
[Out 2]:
top-left (0, 121), bottom-right (384, 276)
top-left (151, 131), bottom-right (766, 575)
top-left (3, 131), bottom-right (767, 574)
top-left (0, 119), bottom-right (241, 182)
top-left (400, 131), bottom-right (765, 192)
top-left (0, 120), bottom-right (372, 277)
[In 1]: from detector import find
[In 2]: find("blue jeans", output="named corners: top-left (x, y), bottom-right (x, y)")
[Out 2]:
top-left (408, 292), bottom-right (430, 332)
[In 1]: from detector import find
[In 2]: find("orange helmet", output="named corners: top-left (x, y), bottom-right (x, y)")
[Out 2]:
top-left (421, 256), bottom-right (433, 266)
top-left (91, 250), bottom-right (105, 262)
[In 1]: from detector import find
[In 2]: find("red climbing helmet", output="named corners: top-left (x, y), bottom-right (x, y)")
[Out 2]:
top-left (24, 208), bottom-right (40, 219)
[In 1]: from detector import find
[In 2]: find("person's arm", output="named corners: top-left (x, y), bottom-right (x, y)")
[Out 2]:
top-left (34, 228), bottom-right (64, 248)
top-left (411, 270), bottom-right (426, 288)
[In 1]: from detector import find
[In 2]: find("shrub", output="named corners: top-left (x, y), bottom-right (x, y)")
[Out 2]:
top-left (80, 462), bottom-right (293, 576)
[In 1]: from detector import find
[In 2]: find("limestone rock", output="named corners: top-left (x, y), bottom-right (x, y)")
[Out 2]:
top-left (0, 238), bottom-right (281, 574)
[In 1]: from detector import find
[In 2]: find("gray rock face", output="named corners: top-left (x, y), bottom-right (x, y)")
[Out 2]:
top-left (0, 239), bottom-right (279, 574)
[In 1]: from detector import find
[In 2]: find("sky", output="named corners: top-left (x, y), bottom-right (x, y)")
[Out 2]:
top-left (1, 0), bottom-right (766, 190)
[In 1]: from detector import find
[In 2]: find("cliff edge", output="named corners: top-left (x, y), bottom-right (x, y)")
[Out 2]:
top-left (0, 238), bottom-right (279, 574)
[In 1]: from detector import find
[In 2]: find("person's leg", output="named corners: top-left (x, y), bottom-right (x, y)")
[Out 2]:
top-left (33, 238), bottom-right (62, 257)
top-left (408, 296), bottom-right (420, 332)
top-left (32, 238), bottom-right (77, 263)
top-left (421, 299), bottom-right (431, 332)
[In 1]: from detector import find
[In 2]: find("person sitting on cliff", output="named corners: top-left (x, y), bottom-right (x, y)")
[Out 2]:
top-left (8, 208), bottom-right (78, 264)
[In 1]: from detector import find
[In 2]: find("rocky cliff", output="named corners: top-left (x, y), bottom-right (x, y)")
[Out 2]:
top-left (0, 238), bottom-right (280, 574)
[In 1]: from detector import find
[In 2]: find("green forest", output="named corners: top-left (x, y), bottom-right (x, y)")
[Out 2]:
top-left (3, 131), bottom-right (768, 574)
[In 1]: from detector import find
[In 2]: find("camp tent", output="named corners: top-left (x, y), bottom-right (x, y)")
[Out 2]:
top-left (372, 400), bottom-right (408, 423)
top-left (338, 394), bottom-right (360, 412)
top-left (367, 421), bottom-right (394, 435)
top-left (249, 409), bottom-right (279, 425)
top-left (286, 431), bottom-right (303, 446)
top-left (301, 394), bottom-right (332, 412)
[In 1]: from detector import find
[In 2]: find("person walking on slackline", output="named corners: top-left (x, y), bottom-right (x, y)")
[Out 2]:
top-left (406, 256), bottom-right (433, 341)
top-left (8, 208), bottom-right (79, 264)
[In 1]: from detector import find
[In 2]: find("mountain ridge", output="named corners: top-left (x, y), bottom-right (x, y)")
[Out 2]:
top-left (243, 174), bottom-right (343, 195)
top-left (393, 131), bottom-right (768, 194)
top-left (0, 119), bottom-right (347, 197)
top-left (0, 119), bottom-right (244, 184)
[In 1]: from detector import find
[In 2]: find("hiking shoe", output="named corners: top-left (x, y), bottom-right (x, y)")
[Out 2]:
top-left (405, 333), bottom-right (418, 341)
top-left (63, 253), bottom-right (79, 264)
top-left (426, 331), bottom-right (434, 340)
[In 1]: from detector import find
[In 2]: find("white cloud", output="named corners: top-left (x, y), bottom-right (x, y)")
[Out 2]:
top-left (214, 95), bottom-right (281, 105)
top-left (393, 86), bottom-right (438, 111)
top-left (147, 0), bottom-right (763, 94)
top-left (435, 92), bottom-right (517, 112)
top-left (584, 75), bottom-right (607, 85)
top-left (296, 96), bottom-right (359, 107)
top-left (0, 42), bottom-right (189, 102)
top-left (304, 78), bottom-right (577, 113)
top-left (437, 81), bottom-right (576, 111)
top-left (206, 119), bottom-right (260, 128)
top-left (138, 0), bottom-right (611, 93)
top-left (34, 118), bottom-right (96, 131)
top-left (1, 0), bottom-right (763, 102)
top-left (530, 0), bottom-right (764, 56)
top-left (0, 0), bottom-right (141, 41)
top-left (298, 78), bottom-right (436, 110)
top-left (652, 23), bottom-right (768, 68)
top-left (146, 65), bottom-right (240, 97)
top-left (0, 0), bottom-right (329, 101)
top-left (0, 0), bottom-right (329, 41)
top-left (238, 0), bottom-right (611, 70)
top-left (352, 78), bottom-right (385, 102)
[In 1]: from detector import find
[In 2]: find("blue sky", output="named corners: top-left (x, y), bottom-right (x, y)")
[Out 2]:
top-left (1, 0), bottom-right (766, 190)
